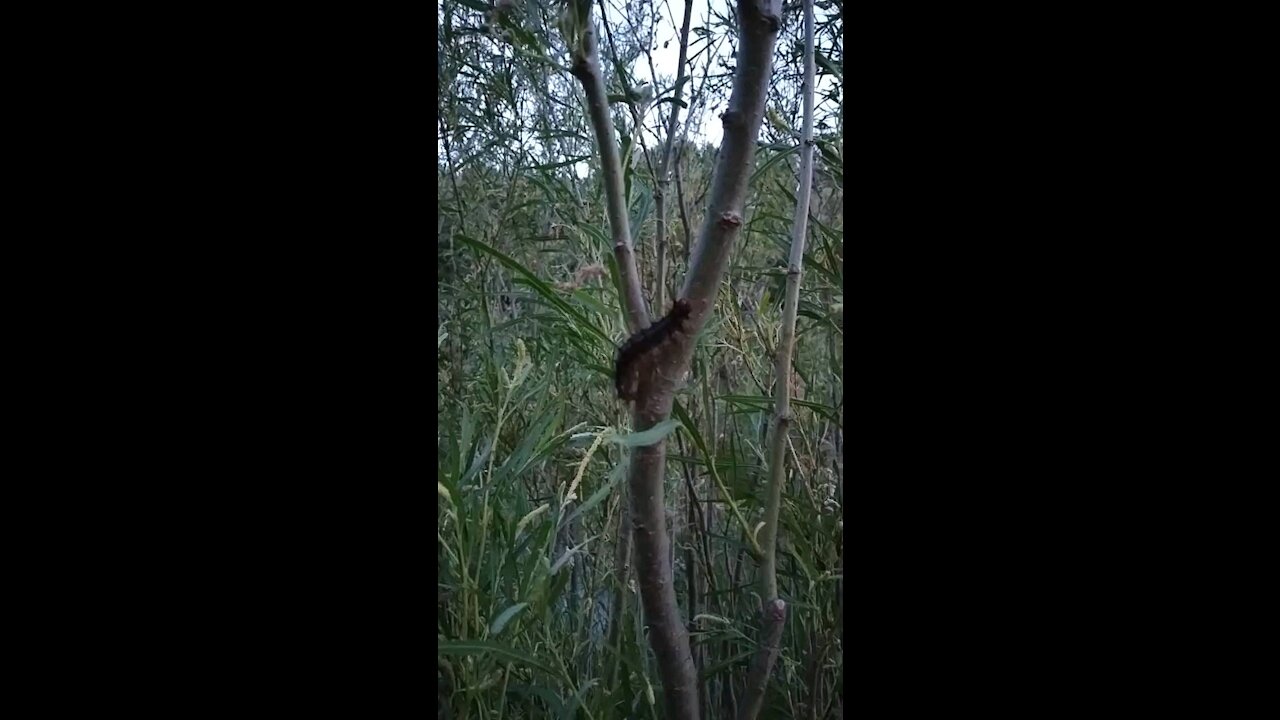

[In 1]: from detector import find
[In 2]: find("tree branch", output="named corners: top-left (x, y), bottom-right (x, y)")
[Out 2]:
top-left (739, 0), bottom-right (817, 715)
top-left (563, 0), bottom-right (783, 716)
top-left (737, 599), bottom-right (787, 720)
top-left (565, 0), bottom-right (650, 333)
top-left (676, 0), bottom-right (782, 317)
top-left (623, 1), bottom-right (783, 718)
top-left (654, 0), bottom-right (695, 311)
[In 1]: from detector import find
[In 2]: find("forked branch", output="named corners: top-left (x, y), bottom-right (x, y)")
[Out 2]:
top-left (561, 1), bottom-right (783, 718)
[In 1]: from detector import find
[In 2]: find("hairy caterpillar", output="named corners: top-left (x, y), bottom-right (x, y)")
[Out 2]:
top-left (615, 298), bottom-right (693, 401)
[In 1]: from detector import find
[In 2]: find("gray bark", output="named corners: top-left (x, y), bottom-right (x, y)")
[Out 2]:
top-left (625, 2), bottom-right (784, 718)
top-left (740, 0), bottom-right (818, 714)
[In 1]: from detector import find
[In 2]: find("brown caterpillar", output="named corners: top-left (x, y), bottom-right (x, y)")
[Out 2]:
top-left (615, 298), bottom-right (693, 401)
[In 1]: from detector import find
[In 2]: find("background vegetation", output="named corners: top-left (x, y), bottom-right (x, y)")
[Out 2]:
top-left (438, 1), bottom-right (843, 716)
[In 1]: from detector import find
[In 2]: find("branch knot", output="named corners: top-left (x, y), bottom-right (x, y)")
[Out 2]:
top-left (720, 109), bottom-right (743, 128)
top-left (718, 211), bottom-right (743, 227)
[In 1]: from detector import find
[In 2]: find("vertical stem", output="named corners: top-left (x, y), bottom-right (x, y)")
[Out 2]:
top-left (655, 0), bottom-right (696, 310)
top-left (606, 486), bottom-right (633, 687)
top-left (628, 422), bottom-right (699, 719)
top-left (565, 0), bottom-right (783, 717)
top-left (566, 0), bottom-right (650, 333)
top-left (739, 0), bottom-right (817, 716)
top-left (674, 146), bottom-right (693, 266)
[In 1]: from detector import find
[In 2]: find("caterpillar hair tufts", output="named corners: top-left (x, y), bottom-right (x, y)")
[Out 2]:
top-left (614, 298), bottom-right (693, 401)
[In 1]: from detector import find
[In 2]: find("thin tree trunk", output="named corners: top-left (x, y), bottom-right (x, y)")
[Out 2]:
top-left (627, 1), bottom-right (783, 715)
top-left (561, 2), bottom-right (782, 717)
top-left (738, 0), bottom-right (817, 716)
top-left (654, 0), bottom-right (695, 311)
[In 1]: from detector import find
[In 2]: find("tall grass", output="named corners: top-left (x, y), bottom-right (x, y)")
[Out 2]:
top-left (437, 1), bottom-right (842, 714)
top-left (438, 161), bottom-right (842, 717)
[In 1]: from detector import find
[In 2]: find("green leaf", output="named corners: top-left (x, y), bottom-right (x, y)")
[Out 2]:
top-left (699, 648), bottom-right (754, 680)
top-left (749, 144), bottom-right (802, 186)
top-left (456, 406), bottom-right (475, 481)
top-left (497, 399), bottom-right (559, 481)
top-left (816, 139), bottom-right (843, 175)
top-left (537, 564), bottom-right (572, 616)
top-left (458, 235), bottom-right (613, 348)
top-left (495, 15), bottom-right (543, 54)
top-left (574, 223), bottom-right (631, 322)
top-left (461, 436), bottom-right (493, 485)
top-left (438, 640), bottom-right (558, 677)
top-left (551, 535), bottom-right (596, 575)
top-left (507, 683), bottom-right (567, 716)
top-left (564, 678), bottom-right (598, 717)
top-left (526, 408), bottom-right (574, 468)
top-left (531, 156), bottom-right (593, 170)
top-left (488, 602), bottom-right (529, 637)
top-left (719, 395), bottom-right (774, 413)
top-left (788, 546), bottom-right (817, 586)
top-left (815, 50), bottom-right (843, 82)
top-left (610, 419), bottom-right (681, 447)
top-left (793, 398), bottom-right (840, 422)
top-left (628, 188), bottom-right (653, 249)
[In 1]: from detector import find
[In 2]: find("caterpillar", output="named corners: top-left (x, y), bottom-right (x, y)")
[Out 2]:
top-left (615, 298), bottom-right (693, 401)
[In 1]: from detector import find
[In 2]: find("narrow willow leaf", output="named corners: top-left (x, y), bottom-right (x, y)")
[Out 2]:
top-left (457, 235), bottom-right (613, 347)
top-left (550, 536), bottom-right (592, 576)
top-left (531, 156), bottom-right (592, 170)
top-left (628, 188), bottom-right (653, 248)
top-left (535, 559), bottom-right (572, 615)
top-left (515, 503), bottom-right (550, 537)
top-left (749, 144), bottom-right (802, 186)
top-left (489, 602), bottom-right (529, 637)
top-left (507, 683), bottom-right (568, 716)
top-left (563, 678), bottom-right (598, 718)
top-left (788, 546), bottom-right (817, 585)
top-left (699, 649), bottom-right (755, 680)
top-left (461, 436), bottom-right (492, 485)
top-left (793, 398), bottom-right (840, 421)
top-left (672, 399), bottom-right (762, 558)
top-left (719, 395), bottom-right (774, 411)
top-left (438, 640), bottom-right (557, 677)
top-left (457, 406), bottom-right (475, 481)
top-left (815, 50), bottom-right (843, 81)
top-left (610, 419), bottom-right (681, 447)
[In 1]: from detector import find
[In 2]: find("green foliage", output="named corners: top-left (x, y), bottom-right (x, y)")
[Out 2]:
top-left (439, 0), bottom-right (843, 716)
